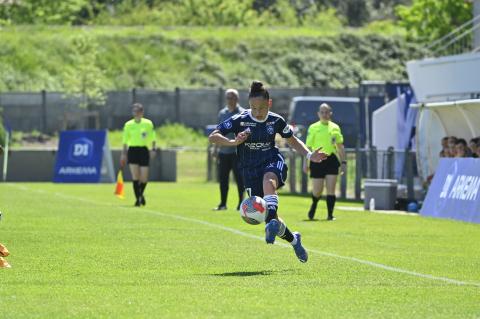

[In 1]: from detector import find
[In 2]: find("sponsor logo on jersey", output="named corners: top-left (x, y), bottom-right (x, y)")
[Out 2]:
top-left (245, 142), bottom-right (272, 150)
top-left (282, 125), bottom-right (292, 134)
top-left (224, 121), bottom-right (232, 129)
top-left (266, 121), bottom-right (276, 125)
top-left (240, 122), bottom-right (257, 127)
top-left (267, 125), bottom-right (274, 135)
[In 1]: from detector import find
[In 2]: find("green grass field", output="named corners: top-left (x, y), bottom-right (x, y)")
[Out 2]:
top-left (0, 182), bottom-right (479, 318)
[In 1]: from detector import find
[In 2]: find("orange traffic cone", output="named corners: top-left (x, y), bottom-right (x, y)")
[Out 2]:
top-left (0, 257), bottom-right (11, 268)
top-left (0, 243), bottom-right (9, 257)
top-left (114, 170), bottom-right (125, 199)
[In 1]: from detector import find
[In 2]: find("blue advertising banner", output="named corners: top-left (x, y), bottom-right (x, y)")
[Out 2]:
top-left (54, 130), bottom-right (108, 183)
top-left (421, 158), bottom-right (480, 223)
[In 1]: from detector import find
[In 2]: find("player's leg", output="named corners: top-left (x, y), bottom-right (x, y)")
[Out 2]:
top-left (215, 153), bottom-right (230, 210)
top-left (308, 178), bottom-right (324, 220)
top-left (308, 160), bottom-right (327, 220)
top-left (325, 174), bottom-right (338, 220)
top-left (129, 164), bottom-right (141, 206)
top-left (263, 175), bottom-right (308, 262)
top-left (263, 171), bottom-right (281, 244)
top-left (232, 154), bottom-right (244, 210)
top-left (324, 155), bottom-right (340, 220)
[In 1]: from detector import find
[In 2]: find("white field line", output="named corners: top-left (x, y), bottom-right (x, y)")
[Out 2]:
top-left (6, 184), bottom-right (480, 288)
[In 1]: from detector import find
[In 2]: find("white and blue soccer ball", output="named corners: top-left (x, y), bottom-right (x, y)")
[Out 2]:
top-left (239, 196), bottom-right (267, 225)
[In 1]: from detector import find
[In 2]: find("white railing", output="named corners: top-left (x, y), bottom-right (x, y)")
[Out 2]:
top-left (427, 14), bottom-right (480, 57)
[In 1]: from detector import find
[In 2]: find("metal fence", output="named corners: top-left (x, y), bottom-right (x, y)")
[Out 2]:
top-left (0, 87), bottom-right (358, 133)
top-left (206, 146), bottom-right (422, 201)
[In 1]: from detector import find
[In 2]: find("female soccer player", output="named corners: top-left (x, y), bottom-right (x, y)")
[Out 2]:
top-left (209, 81), bottom-right (326, 263)
top-left (304, 103), bottom-right (346, 221)
top-left (120, 103), bottom-right (157, 207)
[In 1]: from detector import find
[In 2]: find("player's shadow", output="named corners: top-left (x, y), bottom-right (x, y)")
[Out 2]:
top-left (212, 269), bottom-right (294, 277)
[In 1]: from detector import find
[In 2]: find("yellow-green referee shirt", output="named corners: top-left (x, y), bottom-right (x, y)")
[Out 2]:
top-left (306, 121), bottom-right (344, 156)
top-left (122, 118), bottom-right (156, 148)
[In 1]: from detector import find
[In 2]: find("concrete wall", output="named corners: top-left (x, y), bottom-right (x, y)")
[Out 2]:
top-left (0, 87), bottom-right (358, 133)
top-left (0, 149), bottom-right (177, 182)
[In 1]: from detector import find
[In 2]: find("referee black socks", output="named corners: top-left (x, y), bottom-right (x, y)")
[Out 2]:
top-left (308, 195), bottom-right (321, 220)
top-left (326, 195), bottom-right (336, 219)
top-left (133, 180), bottom-right (140, 199)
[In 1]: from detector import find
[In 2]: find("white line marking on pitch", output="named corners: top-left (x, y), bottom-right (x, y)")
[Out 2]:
top-left (5, 184), bottom-right (480, 288)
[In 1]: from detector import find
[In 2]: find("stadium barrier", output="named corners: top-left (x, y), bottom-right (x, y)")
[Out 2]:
top-left (421, 158), bottom-right (480, 223)
top-left (0, 149), bottom-right (176, 182)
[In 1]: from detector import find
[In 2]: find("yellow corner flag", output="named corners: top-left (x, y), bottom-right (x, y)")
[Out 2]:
top-left (114, 170), bottom-right (125, 199)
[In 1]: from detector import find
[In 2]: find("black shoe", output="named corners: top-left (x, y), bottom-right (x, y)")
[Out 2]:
top-left (327, 215), bottom-right (336, 221)
top-left (134, 199), bottom-right (141, 207)
top-left (307, 204), bottom-right (317, 220)
top-left (140, 196), bottom-right (146, 206)
top-left (212, 205), bottom-right (227, 211)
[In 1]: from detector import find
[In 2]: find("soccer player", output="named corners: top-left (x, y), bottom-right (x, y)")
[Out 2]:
top-left (213, 88), bottom-right (245, 211)
top-left (209, 81), bottom-right (327, 263)
top-left (304, 103), bottom-right (346, 221)
top-left (120, 103), bottom-right (156, 207)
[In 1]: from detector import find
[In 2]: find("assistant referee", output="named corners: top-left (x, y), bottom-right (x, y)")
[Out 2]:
top-left (304, 103), bottom-right (346, 221)
top-left (120, 103), bottom-right (157, 207)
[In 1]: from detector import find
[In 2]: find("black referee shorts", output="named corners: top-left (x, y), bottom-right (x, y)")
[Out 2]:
top-left (309, 155), bottom-right (340, 178)
top-left (128, 147), bottom-right (150, 166)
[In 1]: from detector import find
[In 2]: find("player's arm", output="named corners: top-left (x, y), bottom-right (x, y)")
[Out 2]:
top-left (209, 130), bottom-right (248, 146)
top-left (286, 135), bottom-right (327, 163)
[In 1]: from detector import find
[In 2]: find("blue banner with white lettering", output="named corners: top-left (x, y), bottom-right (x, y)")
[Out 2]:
top-left (53, 130), bottom-right (107, 183)
top-left (421, 158), bottom-right (480, 223)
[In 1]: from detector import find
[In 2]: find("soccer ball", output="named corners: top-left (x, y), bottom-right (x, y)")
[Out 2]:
top-left (239, 196), bottom-right (267, 225)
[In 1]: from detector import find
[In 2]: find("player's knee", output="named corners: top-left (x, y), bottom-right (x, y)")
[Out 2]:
top-left (263, 174), bottom-right (277, 190)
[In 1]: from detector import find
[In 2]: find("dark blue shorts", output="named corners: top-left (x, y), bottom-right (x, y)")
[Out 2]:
top-left (242, 155), bottom-right (288, 198)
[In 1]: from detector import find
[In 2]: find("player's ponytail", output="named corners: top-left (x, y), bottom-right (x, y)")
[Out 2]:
top-left (249, 80), bottom-right (269, 100)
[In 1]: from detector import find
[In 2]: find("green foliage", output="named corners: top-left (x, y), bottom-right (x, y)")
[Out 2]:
top-left (396, 0), bottom-right (473, 42)
top-left (0, 26), bottom-right (421, 91)
top-left (0, 0), bottom-right (93, 25)
top-left (63, 33), bottom-right (107, 108)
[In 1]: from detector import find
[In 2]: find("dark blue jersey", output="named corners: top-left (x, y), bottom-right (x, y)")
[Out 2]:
top-left (217, 110), bottom-right (293, 172)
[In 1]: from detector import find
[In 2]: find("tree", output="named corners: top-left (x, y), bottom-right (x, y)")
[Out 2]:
top-left (63, 34), bottom-right (107, 128)
top-left (396, 0), bottom-right (473, 42)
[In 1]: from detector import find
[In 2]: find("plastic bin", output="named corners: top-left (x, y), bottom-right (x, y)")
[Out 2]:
top-left (364, 179), bottom-right (398, 210)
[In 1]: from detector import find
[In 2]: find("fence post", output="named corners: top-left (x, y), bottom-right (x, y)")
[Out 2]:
top-left (405, 149), bottom-right (415, 200)
top-left (369, 146), bottom-right (377, 179)
top-left (41, 90), bottom-right (47, 133)
top-left (301, 156), bottom-right (308, 194)
top-left (289, 151), bottom-right (297, 194)
top-left (132, 87), bottom-right (137, 104)
top-left (386, 146), bottom-right (394, 179)
top-left (218, 87), bottom-right (224, 111)
top-left (175, 87), bottom-right (180, 123)
top-left (207, 145), bottom-right (213, 181)
top-left (340, 157), bottom-right (347, 199)
top-left (355, 145), bottom-right (362, 200)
